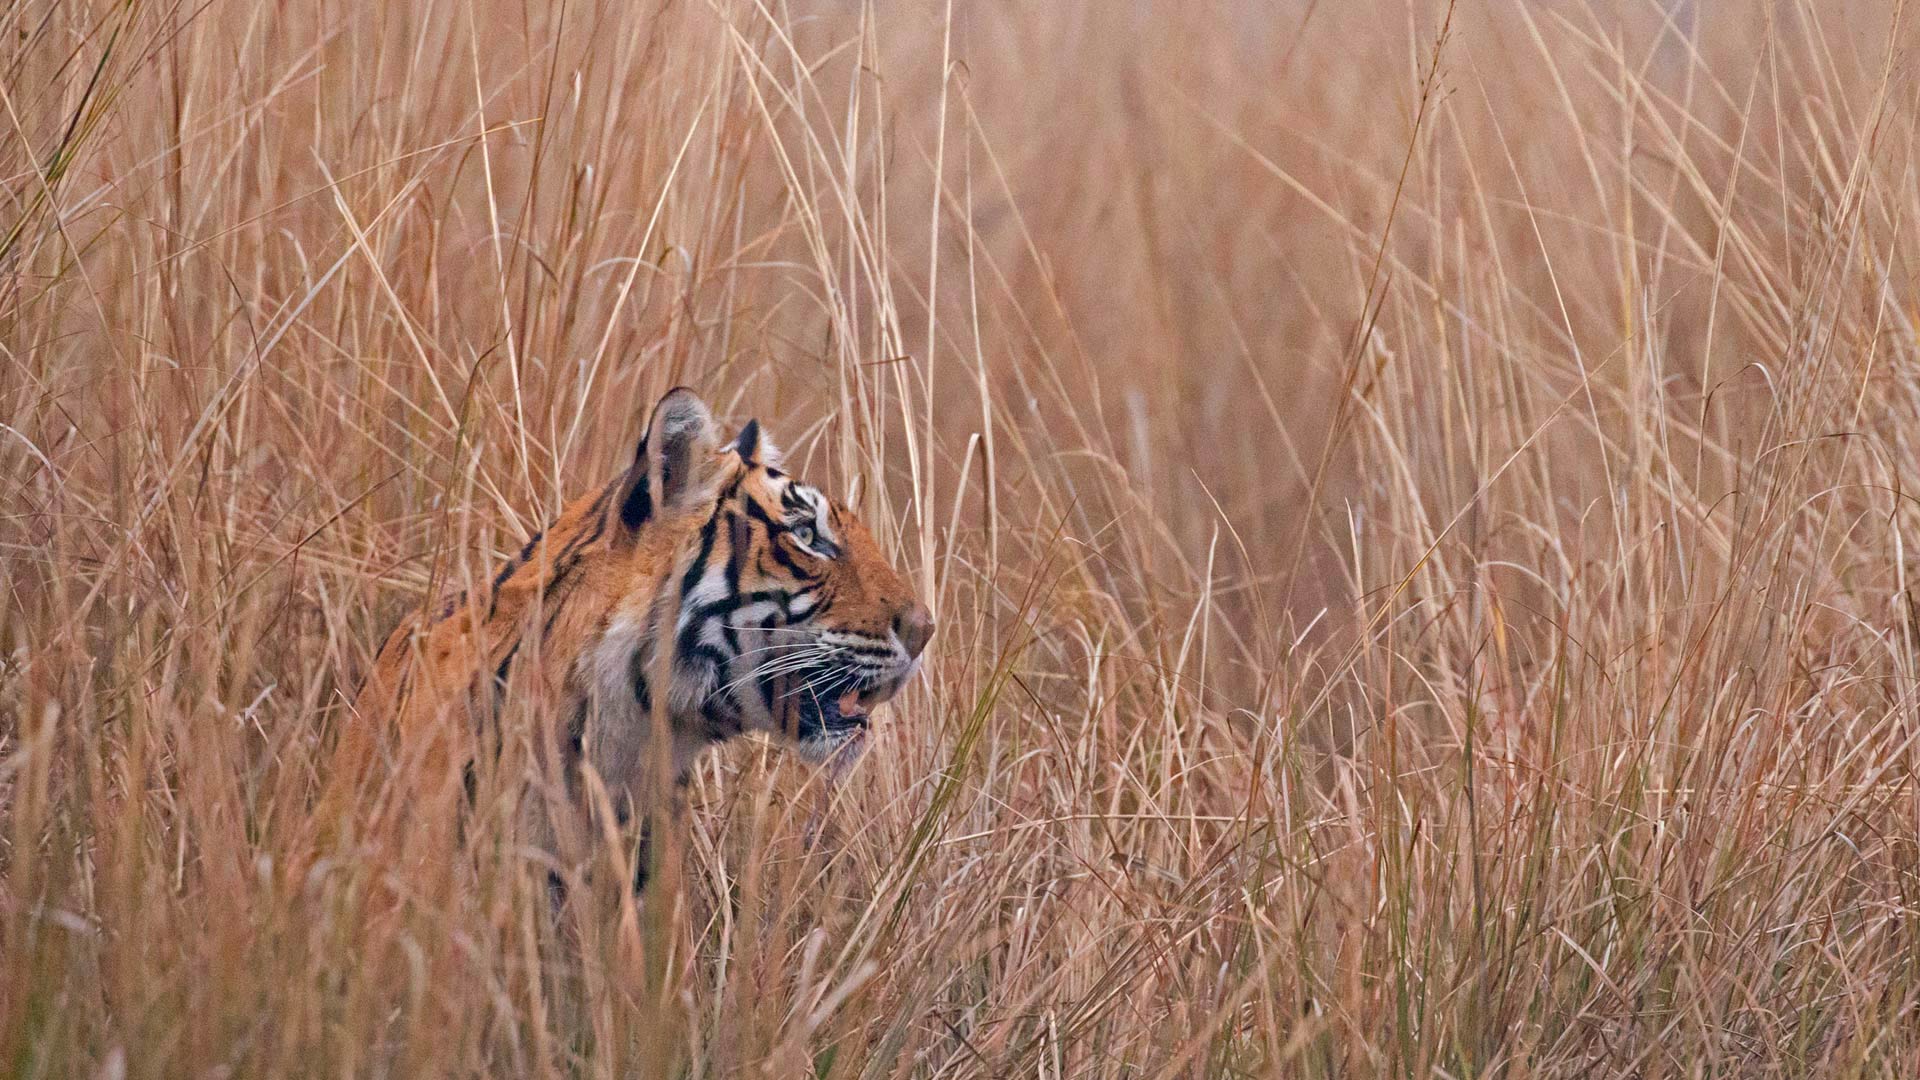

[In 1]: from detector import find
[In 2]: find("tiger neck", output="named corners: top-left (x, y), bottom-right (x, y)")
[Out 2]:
top-left (577, 509), bottom-right (730, 790)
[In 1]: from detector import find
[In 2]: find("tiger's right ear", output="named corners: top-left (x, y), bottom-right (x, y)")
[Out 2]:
top-left (614, 388), bottom-right (719, 535)
top-left (732, 418), bottom-right (784, 468)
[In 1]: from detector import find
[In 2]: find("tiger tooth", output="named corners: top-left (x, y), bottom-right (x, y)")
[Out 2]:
top-left (836, 689), bottom-right (867, 719)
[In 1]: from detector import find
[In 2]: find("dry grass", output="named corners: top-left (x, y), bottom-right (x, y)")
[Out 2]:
top-left (6, 0), bottom-right (1920, 1074)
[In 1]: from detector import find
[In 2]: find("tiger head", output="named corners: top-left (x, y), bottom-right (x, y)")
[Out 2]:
top-left (601, 389), bottom-right (932, 764)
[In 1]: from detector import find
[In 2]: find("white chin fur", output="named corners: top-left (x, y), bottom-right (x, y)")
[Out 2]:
top-left (794, 727), bottom-right (868, 768)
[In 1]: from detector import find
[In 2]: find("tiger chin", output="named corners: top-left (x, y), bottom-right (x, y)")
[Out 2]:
top-left (331, 388), bottom-right (932, 888)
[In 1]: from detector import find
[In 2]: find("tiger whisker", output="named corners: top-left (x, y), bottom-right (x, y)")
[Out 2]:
top-left (729, 641), bottom-right (833, 661)
top-left (718, 664), bottom-right (811, 693)
top-left (747, 647), bottom-right (846, 671)
top-left (717, 653), bottom-right (848, 695)
top-left (788, 669), bottom-right (857, 698)
top-left (719, 649), bottom-right (864, 698)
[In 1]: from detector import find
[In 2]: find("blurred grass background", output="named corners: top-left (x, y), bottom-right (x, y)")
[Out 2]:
top-left (5, 0), bottom-right (1920, 1074)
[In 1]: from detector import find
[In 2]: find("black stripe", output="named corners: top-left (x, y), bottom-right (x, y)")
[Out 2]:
top-left (677, 510), bottom-right (722, 603)
top-left (433, 590), bottom-right (467, 624)
top-left (494, 530), bottom-right (544, 592)
top-left (537, 511), bottom-right (607, 609)
top-left (565, 703), bottom-right (587, 763)
top-left (680, 643), bottom-right (733, 673)
top-left (754, 613), bottom-right (779, 712)
top-left (493, 640), bottom-right (520, 688)
top-left (742, 498), bottom-right (818, 579)
top-left (677, 616), bottom-right (712, 664)
top-left (701, 697), bottom-right (742, 740)
top-left (741, 494), bottom-right (783, 531)
top-left (724, 511), bottom-right (747, 593)
top-left (631, 816), bottom-right (653, 894)
top-left (620, 473), bottom-right (652, 530)
top-left (687, 588), bottom-right (794, 623)
top-left (587, 479), bottom-right (615, 520)
top-left (809, 590), bottom-right (836, 619)
top-left (620, 648), bottom-right (658, 716)
top-left (768, 540), bottom-right (811, 577)
top-left (486, 477), bottom-right (614, 626)
top-left (554, 508), bottom-right (608, 569)
top-left (542, 575), bottom-right (579, 639)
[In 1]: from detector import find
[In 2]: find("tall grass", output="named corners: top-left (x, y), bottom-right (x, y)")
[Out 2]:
top-left (5, 0), bottom-right (1920, 1074)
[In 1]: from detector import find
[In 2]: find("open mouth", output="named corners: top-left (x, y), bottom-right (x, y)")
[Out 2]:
top-left (786, 671), bottom-right (898, 743)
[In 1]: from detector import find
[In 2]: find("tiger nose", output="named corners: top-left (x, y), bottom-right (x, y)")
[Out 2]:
top-left (895, 603), bottom-right (934, 660)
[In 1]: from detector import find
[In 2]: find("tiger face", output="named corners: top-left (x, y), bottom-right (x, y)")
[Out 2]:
top-left (553, 388), bottom-right (932, 783)
top-left (662, 412), bottom-right (933, 763)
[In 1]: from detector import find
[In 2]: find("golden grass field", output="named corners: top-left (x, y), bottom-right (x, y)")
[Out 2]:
top-left (6, 0), bottom-right (1920, 1074)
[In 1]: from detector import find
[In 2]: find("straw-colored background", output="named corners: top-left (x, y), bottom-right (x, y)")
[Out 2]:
top-left (5, 1), bottom-right (1919, 1074)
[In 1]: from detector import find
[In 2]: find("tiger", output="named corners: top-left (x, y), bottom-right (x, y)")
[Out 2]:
top-left (329, 388), bottom-right (933, 889)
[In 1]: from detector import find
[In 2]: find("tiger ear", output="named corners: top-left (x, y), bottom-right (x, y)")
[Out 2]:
top-left (733, 418), bottom-right (783, 468)
top-left (615, 388), bottom-right (719, 534)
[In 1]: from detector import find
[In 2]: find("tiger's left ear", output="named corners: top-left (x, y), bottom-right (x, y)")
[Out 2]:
top-left (614, 388), bottom-right (721, 536)
top-left (732, 418), bottom-right (783, 468)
